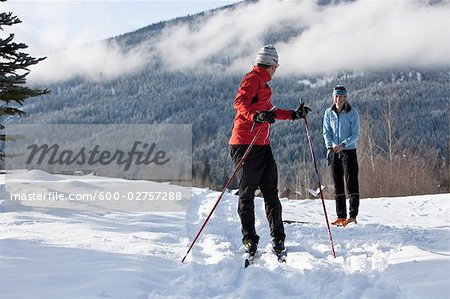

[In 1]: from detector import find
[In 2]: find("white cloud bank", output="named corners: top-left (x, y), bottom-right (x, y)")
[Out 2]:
top-left (28, 0), bottom-right (450, 83)
top-left (29, 42), bottom-right (152, 83)
top-left (156, 0), bottom-right (450, 76)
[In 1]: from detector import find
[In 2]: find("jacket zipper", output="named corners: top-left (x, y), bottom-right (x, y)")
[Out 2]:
top-left (264, 125), bottom-right (270, 143)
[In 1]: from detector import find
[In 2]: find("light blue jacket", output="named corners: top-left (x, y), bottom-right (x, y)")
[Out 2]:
top-left (323, 103), bottom-right (360, 150)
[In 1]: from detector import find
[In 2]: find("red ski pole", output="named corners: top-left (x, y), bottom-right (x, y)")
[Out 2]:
top-left (303, 115), bottom-right (336, 258)
top-left (181, 123), bottom-right (266, 263)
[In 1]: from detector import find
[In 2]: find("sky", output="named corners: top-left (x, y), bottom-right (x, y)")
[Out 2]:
top-left (2, 0), bottom-right (241, 55)
top-left (2, 0), bottom-right (450, 83)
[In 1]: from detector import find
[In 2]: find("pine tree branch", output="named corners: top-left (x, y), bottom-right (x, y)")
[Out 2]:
top-left (0, 12), bottom-right (22, 30)
top-left (0, 106), bottom-right (27, 117)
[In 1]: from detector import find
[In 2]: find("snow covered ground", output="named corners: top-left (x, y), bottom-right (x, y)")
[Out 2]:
top-left (0, 170), bottom-right (449, 299)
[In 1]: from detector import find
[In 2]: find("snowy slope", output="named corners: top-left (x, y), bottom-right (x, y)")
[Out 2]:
top-left (0, 171), bottom-right (449, 299)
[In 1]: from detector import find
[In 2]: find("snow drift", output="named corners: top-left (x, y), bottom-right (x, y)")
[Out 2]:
top-left (0, 171), bottom-right (449, 298)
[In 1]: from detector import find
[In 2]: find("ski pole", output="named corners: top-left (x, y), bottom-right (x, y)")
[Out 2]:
top-left (302, 113), bottom-right (336, 258)
top-left (181, 122), bottom-right (267, 263)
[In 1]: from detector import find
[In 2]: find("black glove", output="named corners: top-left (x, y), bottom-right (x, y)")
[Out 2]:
top-left (254, 110), bottom-right (276, 123)
top-left (327, 149), bottom-right (334, 166)
top-left (292, 103), bottom-right (311, 120)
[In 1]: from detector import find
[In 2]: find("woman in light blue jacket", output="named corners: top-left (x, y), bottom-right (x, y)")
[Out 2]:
top-left (323, 85), bottom-right (360, 227)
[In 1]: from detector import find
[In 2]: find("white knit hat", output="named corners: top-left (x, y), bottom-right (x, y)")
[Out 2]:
top-left (254, 44), bottom-right (279, 66)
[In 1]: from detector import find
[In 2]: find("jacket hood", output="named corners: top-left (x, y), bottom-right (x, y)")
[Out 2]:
top-left (331, 102), bottom-right (352, 113)
top-left (252, 66), bottom-right (272, 83)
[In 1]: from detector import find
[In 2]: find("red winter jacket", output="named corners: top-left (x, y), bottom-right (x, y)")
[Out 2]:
top-left (229, 66), bottom-right (293, 145)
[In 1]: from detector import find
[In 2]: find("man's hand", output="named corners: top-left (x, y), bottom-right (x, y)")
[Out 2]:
top-left (333, 144), bottom-right (345, 153)
top-left (292, 103), bottom-right (311, 120)
top-left (327, 149), bottom-right (334, 166)
top-left (254, 110), bottom-right (276, 123)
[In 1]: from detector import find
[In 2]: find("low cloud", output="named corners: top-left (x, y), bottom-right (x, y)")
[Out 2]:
top-left (29, 42), bottom-right (152, 83)
top-left (155, 0), bottom-right (450, 76)
top-left (28, 0), bottom-right (450, 83)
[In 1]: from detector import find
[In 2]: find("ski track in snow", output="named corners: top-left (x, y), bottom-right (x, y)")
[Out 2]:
top-left (0, 171), bottom-right (449, 299)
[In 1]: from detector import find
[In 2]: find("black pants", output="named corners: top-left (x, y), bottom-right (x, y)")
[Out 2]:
top-left (331, 149), bottom-right (360, 219)
top-left (230, 145), bottom-right (285, 244)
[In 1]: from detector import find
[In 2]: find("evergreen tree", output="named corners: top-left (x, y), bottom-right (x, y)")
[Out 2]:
top-left (0, 2), bottom-right (48, 162)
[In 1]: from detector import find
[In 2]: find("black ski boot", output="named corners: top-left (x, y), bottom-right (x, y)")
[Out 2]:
top-left (272, 238), bottom-right (285, 254)
top-left (243, 239), bottom-right (258, 255)
top-left (272, 238), bottom-right (287, 263)
top-left (243, 239), bottom-right (258, 268)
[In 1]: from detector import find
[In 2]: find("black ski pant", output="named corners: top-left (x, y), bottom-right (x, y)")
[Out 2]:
top-left (330, 149), bottom-right (360, 219)
top-left (230, 144), bottom-right (285, 245)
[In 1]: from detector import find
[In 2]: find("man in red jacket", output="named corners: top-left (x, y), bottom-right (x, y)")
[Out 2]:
top-left (229, 44), bottom-right (310, 255)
